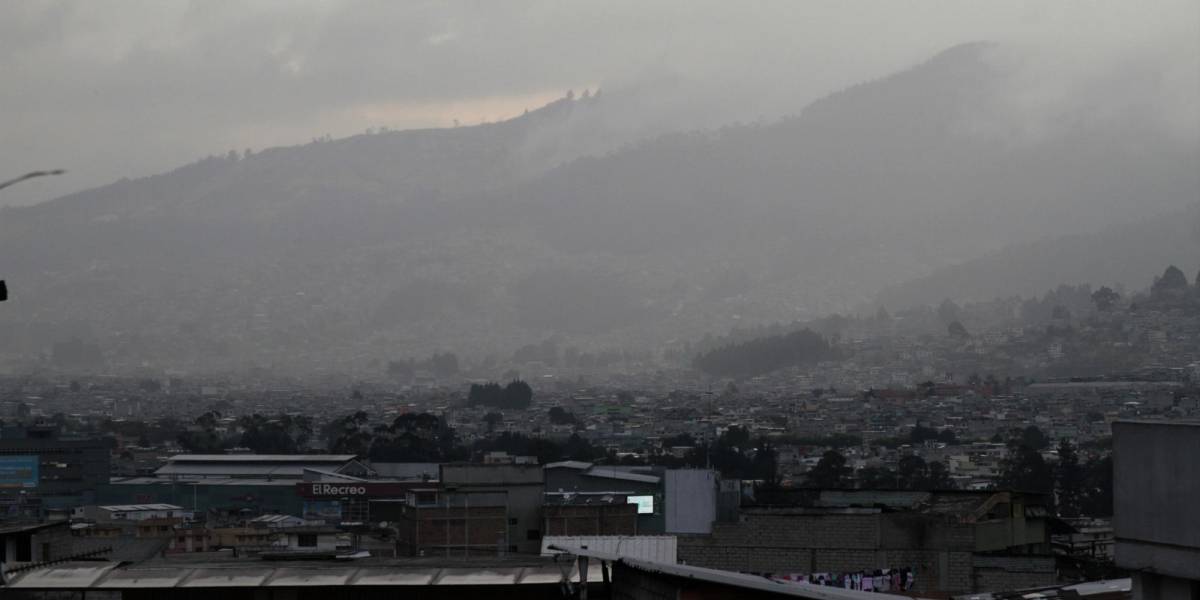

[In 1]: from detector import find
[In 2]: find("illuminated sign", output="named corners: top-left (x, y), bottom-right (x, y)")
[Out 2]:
top-left (311, 484), bottom-right (367, 496)
top-left (296, 482), bottom-right (411, 499)
top-left (627, 495), bottom-right (654, 514)
top-left (0, 456), bottom-right (38, 489)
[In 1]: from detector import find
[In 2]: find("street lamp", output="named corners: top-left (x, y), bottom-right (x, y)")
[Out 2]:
top-left (0, 169), bottom-right (66, 302)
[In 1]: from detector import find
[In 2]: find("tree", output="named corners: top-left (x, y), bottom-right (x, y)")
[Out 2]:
top-left (1151, 265), bottom-right (1189, 297)
top-left (937, 299), bottom-right (961, 324)
top-left (948, 321), bottom-right (969, 339)
top-left (925, 461), bottom-right (955, 490)
top-left (324, 411), bottom-right (372, 456)
top-left (468, 380), bottom-right (534, 409)
top-left (237, 413), bottom-right (312, 454)
top-left (177, 411), bottom-right (225, 453)
top-left (547, 406), bottom-right (577, 426)
top-left (1019, 426), bottom-right (1051, 451)
top-left (484, 411), bottom-right (504, 433)
top-left (804, 450), bottom-right (851, 488)
top-left (999, 444), bottom-right (1055, 511)
top-left (1091, 286), bottom-right (1120, 311)
top-left (896, 455), bottom-right (929, 490)
top-left (752, 438), bottom-right (780, 487)
top-left (369, 413), bottom-right (464, 462)
top-left (1080, 454), bottom-right (1113, 517)
top-left (857, 466), bottom-right (898, 489)
top-left (1055, 439), bottom-right (1085, 518)
top-left (693, 329), bottom-right (835, 378)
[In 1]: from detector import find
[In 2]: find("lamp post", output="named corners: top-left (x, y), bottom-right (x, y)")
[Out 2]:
top-left (0, 170), bottom-right (66, 302)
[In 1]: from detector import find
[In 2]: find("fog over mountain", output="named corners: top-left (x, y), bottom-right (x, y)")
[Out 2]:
top-left (1, 38), bottom-right (1196, 376)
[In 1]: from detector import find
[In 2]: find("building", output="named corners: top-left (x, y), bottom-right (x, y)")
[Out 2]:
top-left (380, 463), bottom-right (545, 557)
top-left (153, 454), bottom-right (368, 480)
top-left (102, 455), bottom-right (371, 517)
top-left (386, 487), bottom-right (511, 557)
top-left (543, 493), bottom-right (640, 536)
top-left (1113, 421), bottom-right (1200, 600)
top-left (544, 462), bottom-right (721, 535)
top-left (0, 554), bottom-right (602, 598)
top-left (441, 463), bottom-right (545, 555)
top-left (74, 503), bottom-right (190, 523)
top-left (0, 521), bottom-right (75, 564)
top-left (0, 425), bottom-right (111, 514)
top-left (677, 489), bottom-right (1059, 595)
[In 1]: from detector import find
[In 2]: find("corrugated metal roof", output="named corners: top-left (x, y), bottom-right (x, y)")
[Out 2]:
top-left (435, 568), bottom-right (518, 585)
top-left (583, 467), bottom-right (660, 484)
top-left (95, 568), bottom-right (187, 589)
top-left (349, 569), bottom-right (437, 586)
top-left (369, 462), bottom-right (439, 479)
top-left (6, 564), bottom-right (118, 589)
top-left (4, 563), bottom-right (586, 589)
top-left (99, 504), bottom-right (183, 512)
top-left (544, 461), bottom-right (593, 470)
top-left (168, 455), bottom-right (357, 463)
top-left (542, 536), bottom-right (677, 564)
top-left (264, 567), bottom-right (355, 587)
top-left (178, 568), bottom-right (272, 588)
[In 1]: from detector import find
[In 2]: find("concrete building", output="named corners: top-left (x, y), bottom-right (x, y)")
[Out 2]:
top-left (1113, 421), bottom-right (1200, 600)
top-left (0, 425), bottom-right (111, 514)
top-left (544, 462), bottom-right (722, 535)
top-left (379, 464), bottom-right (546, 557)
top-left (441, 463), bottom-right (545, 555)
top-left (677, 489), bottom-right (1058, 595)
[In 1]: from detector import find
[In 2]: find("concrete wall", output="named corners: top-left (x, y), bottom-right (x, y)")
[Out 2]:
top-left (1113, 421), bottom-right (1200, 583)
top-left (675, 508), bottom-right (1051, 594)
top-left (440, 464), bottom-right (545, 555)
top-left (972, 555), bottom-right (1058, 593)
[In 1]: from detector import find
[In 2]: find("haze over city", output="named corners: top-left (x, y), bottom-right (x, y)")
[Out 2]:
top-left (0, 2), bottom-right (1198, 599)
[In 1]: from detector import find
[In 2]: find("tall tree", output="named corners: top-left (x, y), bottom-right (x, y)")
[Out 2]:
top-left (805, 450), bottom-right (851, 488)
top-left (1090, 286), bottom-right (1120, 311)
top-left (1080, 454), bottom-right (1114, 517)
top-left (1000, 444), bottom-right (1055, 512)
top-left (1055, 439), bottom-right (1085, 518)
top-left (324, 411), bottom-right (373, 456)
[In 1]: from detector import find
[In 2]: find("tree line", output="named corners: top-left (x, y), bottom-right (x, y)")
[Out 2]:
top-left (693, 328), bottom-right (836, 378)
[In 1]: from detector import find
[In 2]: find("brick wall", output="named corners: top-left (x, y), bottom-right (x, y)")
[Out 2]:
top-left (544, 504), bottom-right (638, 537)
top-left (397, 505), bottom-right (509, 557)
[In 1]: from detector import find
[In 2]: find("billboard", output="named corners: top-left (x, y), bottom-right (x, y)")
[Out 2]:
top-left (303, 500), bottom-right (343, 522)
top-left (0, 456), bottom-right (38, 489)
top-left (627, 495), bottom-right (654, 515)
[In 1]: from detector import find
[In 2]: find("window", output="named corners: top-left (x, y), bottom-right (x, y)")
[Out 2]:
top-left (297, 534), bottom-right (318, 548)
top-left (526, 529), bottom-right (541, 541)
top-left (508, 518), bottom-right (518, 525)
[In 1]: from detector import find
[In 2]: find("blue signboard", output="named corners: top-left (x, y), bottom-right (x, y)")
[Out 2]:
top-left (0, 456), bottom-right (39, 489)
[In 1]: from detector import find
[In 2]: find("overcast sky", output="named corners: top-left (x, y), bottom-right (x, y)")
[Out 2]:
top-left (1, 0), bottom-right (1196, 207)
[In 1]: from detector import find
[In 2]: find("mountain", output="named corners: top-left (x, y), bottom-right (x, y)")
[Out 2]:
top-left (875, 205), bottom-right (1200, 308)
top-left (0, 43), bottom-right (1195, 376)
